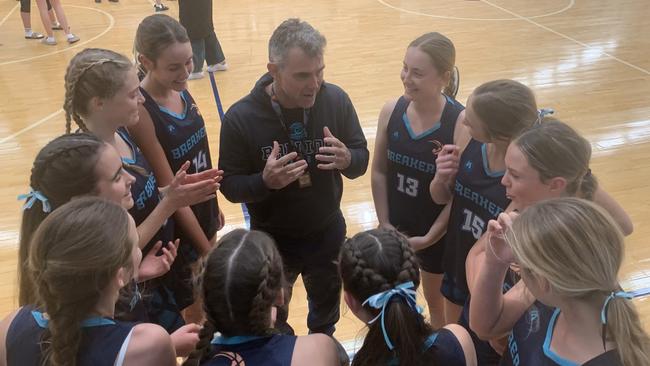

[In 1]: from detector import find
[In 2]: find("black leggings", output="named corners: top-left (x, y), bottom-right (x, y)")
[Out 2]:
top-left (21, 0), bottom-right (52, 14)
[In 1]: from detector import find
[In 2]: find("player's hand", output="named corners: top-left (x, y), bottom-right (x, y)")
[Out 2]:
top-left (485, 212), bottom-right (519, 266)
top-left (316, 126), bottom-right (352, 170)
top-left (408, 235), bottom-right (437, 251)
top-left (170, 323), bottom-right (201, 357)
top-left (137, 240), bottom-right (179, 282)
top-left (161, 161), bottom-right (220, 209)
top-left (217, 207), bottom-right (225, 231)
top-left (434, 145), bottom-right (460, 183)
top-left (262, 141), bottom-right (308, 190)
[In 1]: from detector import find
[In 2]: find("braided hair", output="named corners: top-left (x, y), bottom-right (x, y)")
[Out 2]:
top-left (19, 133), bottom-right (106, 306)
top-left (28, 197), bottom-right (133, 366)
top-left (183, 229), bottom-right (284, 366)
top-left (63, 48), bottom-right (133, 133)
top-left (339, 229), bottom-right (434, 366)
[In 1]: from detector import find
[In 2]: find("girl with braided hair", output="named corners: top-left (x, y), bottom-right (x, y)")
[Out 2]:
top-left (182, 229), bottom-right (341, 366)
top-left (0, 198), bottom-right (177, 366)
top-left (472, 198), bottom-right (649, 366)
top-left (17, 133), bottom-right (202, 356)
top-left (339, 228), bottom-right (476, 366)
top-left (63, 47), bottom-right (222, 328)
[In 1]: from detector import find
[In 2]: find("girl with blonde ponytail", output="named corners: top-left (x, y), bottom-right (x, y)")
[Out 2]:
top-left (466, 119), bottom-right (632, 364)
top-left (0, 198), bottom-right (177, 366)
top-left (477, 198), bottom-right (649, 366)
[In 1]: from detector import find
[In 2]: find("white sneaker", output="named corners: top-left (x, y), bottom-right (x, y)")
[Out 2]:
top-left (207, 62), bottom-right (228, 72)
top-left (41, 36), bottom-right (57, 45)
top-left (67, 34), bottom-right (80, 44)
top-left (188, 72), bottom-right (204, 80)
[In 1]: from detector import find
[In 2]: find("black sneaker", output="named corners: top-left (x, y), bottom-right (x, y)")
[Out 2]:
top-left (154, 3), bottom-right (169, 11)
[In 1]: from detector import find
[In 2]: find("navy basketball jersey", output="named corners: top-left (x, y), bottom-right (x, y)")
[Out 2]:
top-left (425, 328), bottom-right (467, 366)
top-left (442, 139), bottom-right (510, 304)
top-left (6, 306), bottom-right (136, 366)
top-left (202, 334), bottom-right (297, 366)
top-left (501, 303), bottom-right (622, 366)
top-left (458, 271), bottom-right (519, 365)
top-left (141, 87), bottom-right (219, 241)
top-left (386, 95), bottom-right (463, 237)
top-left (117, 128), bottom-right (174, 253)
top-left (116, 128), bottom-right (185, 332)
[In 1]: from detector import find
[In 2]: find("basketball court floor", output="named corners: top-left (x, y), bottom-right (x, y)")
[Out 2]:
top-left (0, 0), bottom-right (649, 348)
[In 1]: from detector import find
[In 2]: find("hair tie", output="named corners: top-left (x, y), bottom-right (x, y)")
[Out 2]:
top-left (363, 281), bottom-right (422, 351)
top-left (18, 187), bottom-right (51, 213)
top-left (536, 108), bottom-right (555, 124)
top-left (600, 287), bottom-right (650, 349)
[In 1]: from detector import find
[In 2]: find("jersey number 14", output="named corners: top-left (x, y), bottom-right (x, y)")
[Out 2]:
top-left (192, 150), bottom-right (208, 172)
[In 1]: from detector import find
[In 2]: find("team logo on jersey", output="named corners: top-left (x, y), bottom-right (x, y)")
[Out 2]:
top-left (429, 139), bottom-right (443, 155)
top-left (289, 122), bottom-right (307, 141)
top-left (214, 351), bottom-right (245, 365)
top-left (391, 131), bottom-right (400, 141)
top-left (167, 124), bottom-right (176, 133)
top-left (464, 160), bottom-right (473, 172)
top-left (190, 103), bottom-right (202, 116)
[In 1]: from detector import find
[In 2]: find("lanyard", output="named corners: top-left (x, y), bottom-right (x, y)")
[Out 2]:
top-left (269, 84), bottom-right (312, 163)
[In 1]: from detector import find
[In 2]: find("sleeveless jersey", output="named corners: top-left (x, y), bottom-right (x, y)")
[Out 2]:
top-left (501, 302), bottom-right (622, 366)
top-left (386, 95), bottom-right (463, 237)
top-left (443, 139), bottom-right (510, 304)
top-left (6, 306), bottom-right (135, 366)
top-left (202, 334), bottom-right (297, 366)
top-left (458, 270), bottom-right (519, 365)
top-left (379, 328), bottom-right (466, 366)
top-left (141, 87), bottom-right (219, 241)
top-left (117, 128), bottom-right (174, 254)
top-left (116, 129), bottom-right (185, 332)
top-left (425, 328), bottom-right (467, 366)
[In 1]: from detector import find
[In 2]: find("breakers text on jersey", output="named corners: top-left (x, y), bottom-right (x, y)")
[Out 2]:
top-left (171, 127), bottom-right (207, 160)
top-left (455, 180), bottom-right (505, 217)
top-left (387, 149), bottom-right (436, 174)
top-left (135, 174), bottom-right (157, 210)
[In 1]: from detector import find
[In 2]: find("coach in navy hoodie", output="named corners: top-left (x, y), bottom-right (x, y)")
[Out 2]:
top-left (219, 18), bottom-right (368, 336)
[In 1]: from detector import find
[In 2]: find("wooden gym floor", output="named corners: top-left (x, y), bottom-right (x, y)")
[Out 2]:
top-left (0, 0), bottom-right (649, 346)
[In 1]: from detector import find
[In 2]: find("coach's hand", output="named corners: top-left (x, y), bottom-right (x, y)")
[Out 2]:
top-left (316, 126), bottom-right (351, 170)
top-left (263, 141), bottom-right (308, 190)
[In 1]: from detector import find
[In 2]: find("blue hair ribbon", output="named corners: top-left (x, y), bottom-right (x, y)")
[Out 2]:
top-left (600, 287), bottom-right (650, 349)
top-left (362, 281), bottom-right (422, 351)
top-left (17, 187), bottom-right (51, 213)
top-left (536, 108), bottom-right (555, 124)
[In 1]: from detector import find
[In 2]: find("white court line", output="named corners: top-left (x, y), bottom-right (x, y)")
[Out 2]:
top-left (376, 0), bottom-right (574, 22)
top-left (0, 109), bottom-right (63, 145)
top-left (481, 0), bottom-right (650, 76)
top-left (0, 3), bottom-right (19, 28)
top-left (0, 5), bottom-right (115, 67)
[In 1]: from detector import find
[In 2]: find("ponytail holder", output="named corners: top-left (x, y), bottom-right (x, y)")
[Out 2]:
top-left (363, 281), bottom-right (422, 351)
top-left (536, 108), bottom-right (555, 124)
top-left (600, 287), bottom-right (650, 349)
top-left (17, 187), bottom-right (51, 213)
top-left (585, 168), bottom-right (592, 178)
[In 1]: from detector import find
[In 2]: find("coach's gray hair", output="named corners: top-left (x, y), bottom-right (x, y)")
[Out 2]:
top-left (268, 18), bottom-right (327, 66)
